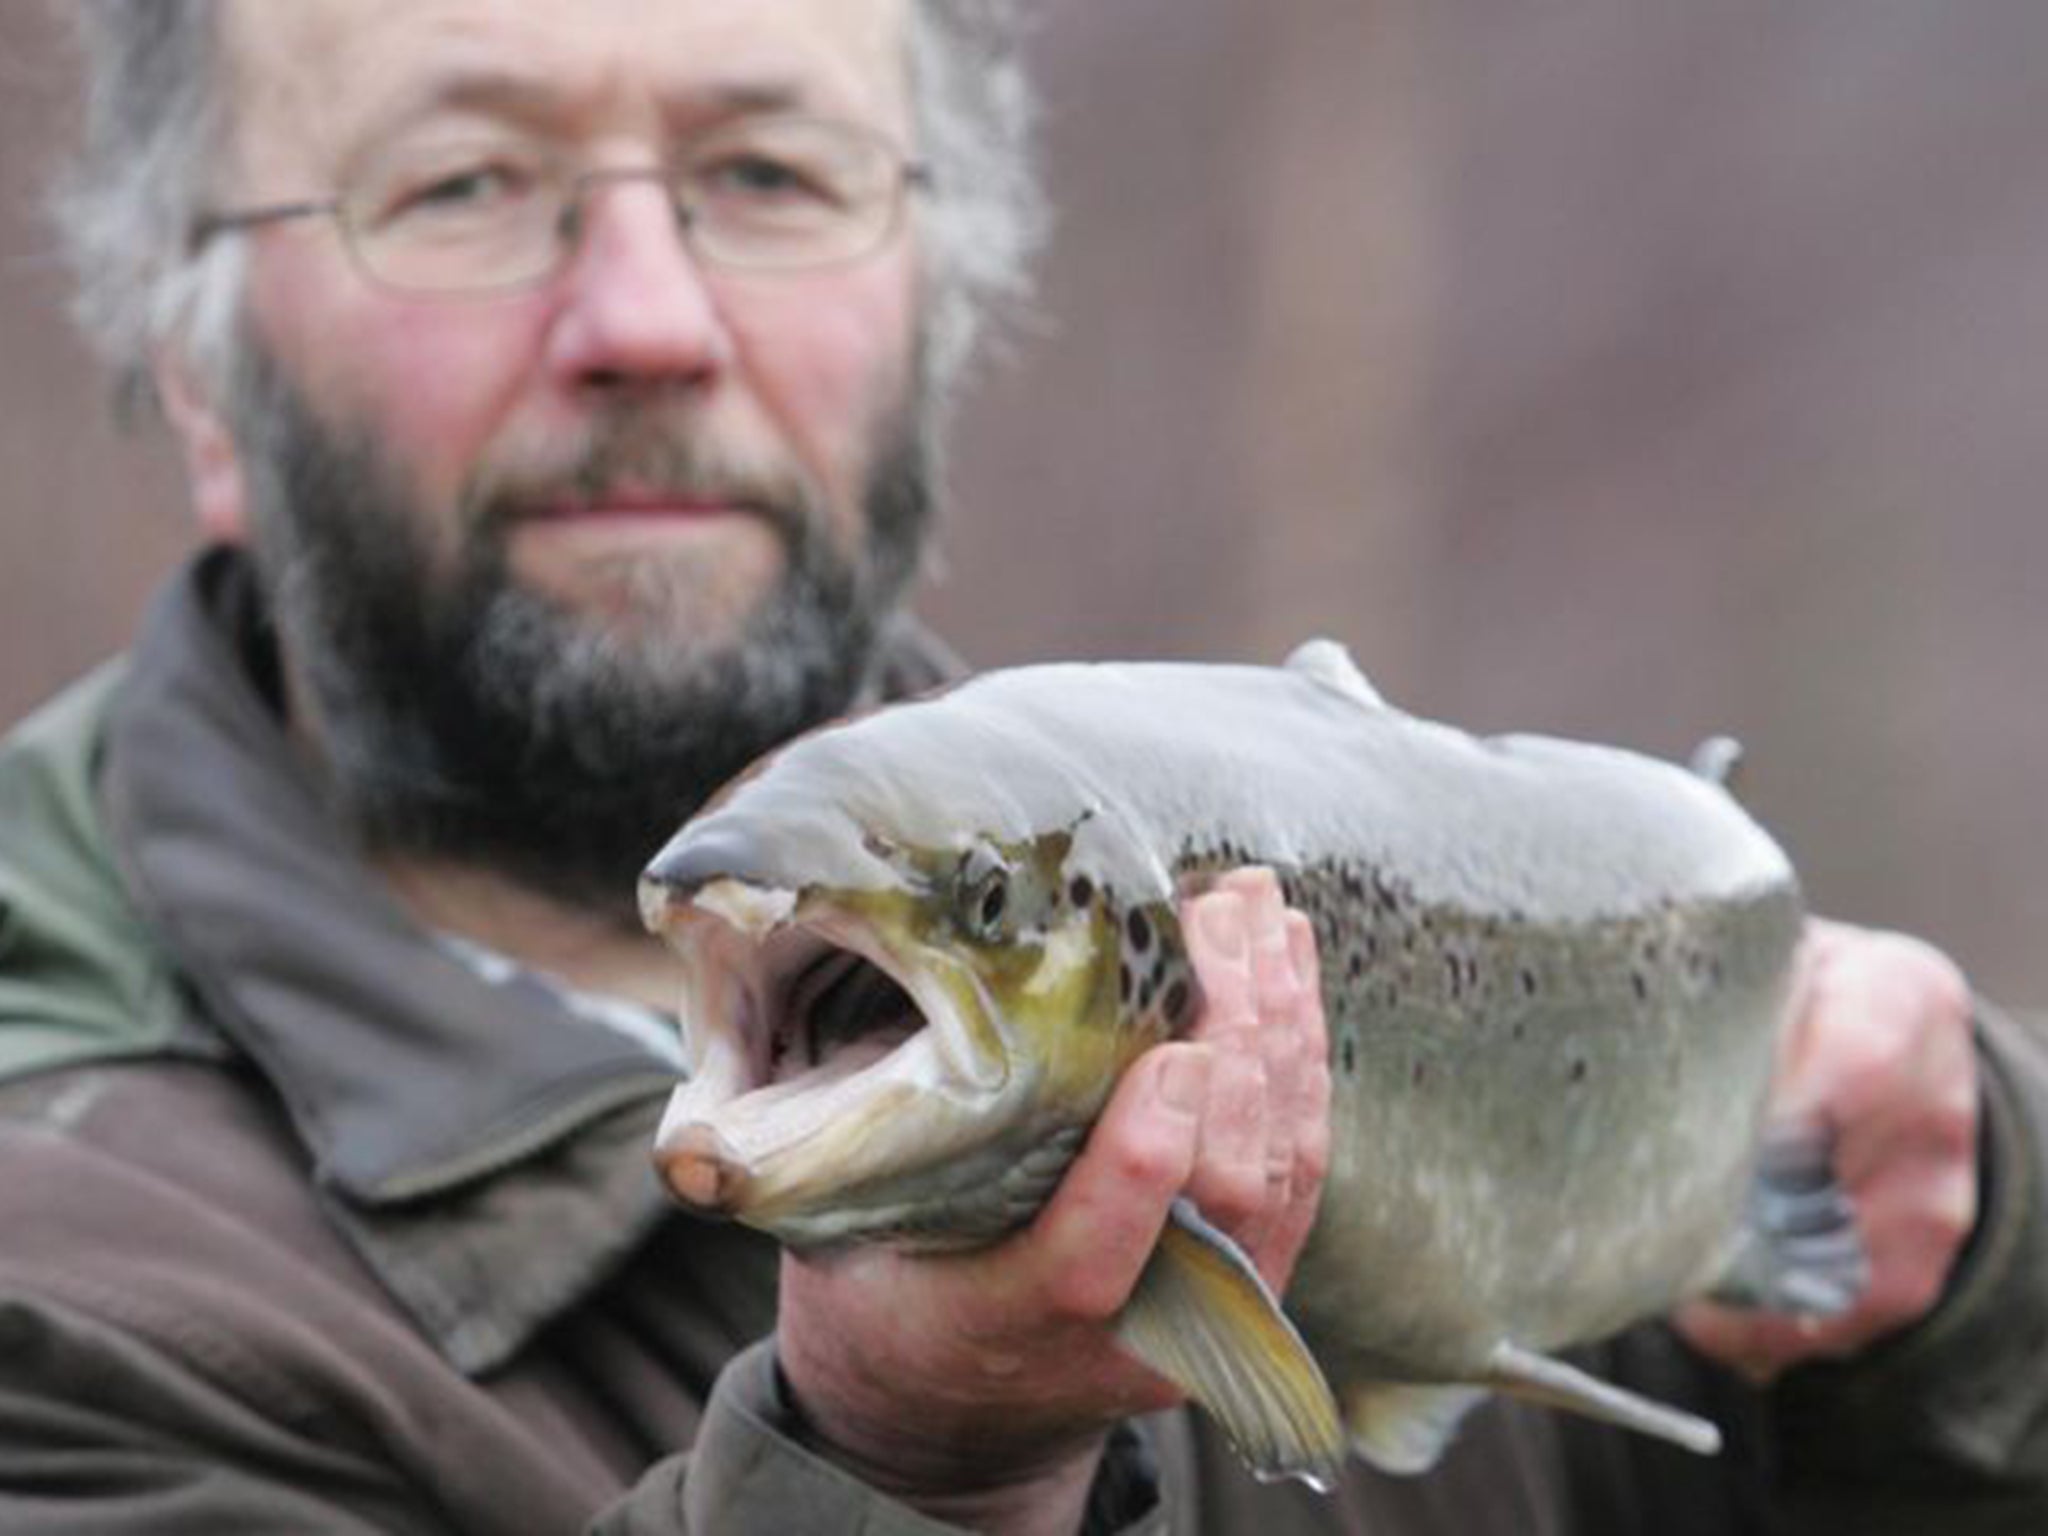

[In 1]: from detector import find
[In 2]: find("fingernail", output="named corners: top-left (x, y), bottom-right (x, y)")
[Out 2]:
top-left (1197, 892), bottom-right (1248, 961)
top-left (1159, 1047), bottom-right (1210, 1115)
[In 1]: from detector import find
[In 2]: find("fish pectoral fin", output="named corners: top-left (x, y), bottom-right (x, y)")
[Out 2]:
top-left (1115, 1198), bottom-right (1345, 1490)
top-left (1482, 1341), bottom-right (1723, 1456)
top-left (1709, 1120), bottom-right (1869, 1316)
top-left (1341, 1381), bottom-right (1488, 1475)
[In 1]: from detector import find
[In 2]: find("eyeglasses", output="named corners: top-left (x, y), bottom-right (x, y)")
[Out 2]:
top-left (189, 114), bottom-right (932, 295)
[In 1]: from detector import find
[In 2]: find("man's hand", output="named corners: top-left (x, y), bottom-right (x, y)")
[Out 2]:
top-left (1676, 918), bottom-right (1980, 1382)
top-left (774, 869), bottom-right (1330, 1535)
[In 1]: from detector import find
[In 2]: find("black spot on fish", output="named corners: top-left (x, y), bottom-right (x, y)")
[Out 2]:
top-left (1163, 978), bottom-right (1191, 1027)
top-left (1118, 963), bottom-right (1132, 1005)
top-left (1347, 952), bottom-right (1365, 981)
top-left (1069, 876), bottom-right (1094, 910)
top-left (1512, 1021), bottom-right (1527, 1042)
top-left (1127, 908), bottom-right (1153, 954)
top-left (1411, 1061), bottom-right (1427, 1089)
top-left (1631, 971), bottom-right (1649, 1002)
top-left (1139, 975), bottom-right (1157, 1013)
top-left (1520, 968), bottom-right (1538, 996)
top-left (1374, 873), bottom-right (1402, 916)
top-left (1340, 1036), bottom-right (1357, 1075)
top-left (1571, 1059), bottom-right (1589, 1084)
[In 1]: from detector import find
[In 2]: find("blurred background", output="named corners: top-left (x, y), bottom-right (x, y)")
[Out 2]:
top-left (2, 3), bottom-right (2043, 1002)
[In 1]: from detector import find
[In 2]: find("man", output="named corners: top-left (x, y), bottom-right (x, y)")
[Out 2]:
top-left (0, 1), bottom-right (2037, 1531)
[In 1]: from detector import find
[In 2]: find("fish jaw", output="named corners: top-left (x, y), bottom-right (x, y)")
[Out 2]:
top-left (642, 870), bottom-right (1054, 1246)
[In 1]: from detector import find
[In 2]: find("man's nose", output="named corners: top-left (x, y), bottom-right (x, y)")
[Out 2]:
top-left (544, 178), bottom-right (734, 395)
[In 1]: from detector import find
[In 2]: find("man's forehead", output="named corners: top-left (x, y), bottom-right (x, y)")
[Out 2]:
top-left (222, 0), bottom-right (913, 172)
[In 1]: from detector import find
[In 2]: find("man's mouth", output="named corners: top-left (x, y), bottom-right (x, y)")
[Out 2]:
top-left (536, 489), bottom-right (759, 522)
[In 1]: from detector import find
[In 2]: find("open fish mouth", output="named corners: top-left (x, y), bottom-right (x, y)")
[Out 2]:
top-left (643, 877), bottom-right (1015, 1237)
top-left (778, 942), bottom-right (923, 1077)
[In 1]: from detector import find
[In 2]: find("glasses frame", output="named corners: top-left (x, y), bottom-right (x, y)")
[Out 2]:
top-left (187, 114), bottom-right (934, 295)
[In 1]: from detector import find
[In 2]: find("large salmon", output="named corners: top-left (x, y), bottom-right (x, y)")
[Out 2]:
top-left (637, 641), bottom-right (1863, 1486)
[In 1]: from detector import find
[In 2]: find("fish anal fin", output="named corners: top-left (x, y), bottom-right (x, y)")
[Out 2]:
top-left (1710, 1121), bottom-right (1869, 1316)
top-left (1483, 1341), bottom-right (1722, 1456)
top-left (1341, 1381), bottom-right (1488, 1475)
top-left (1284, 639), bottom-right (1388, 712)
top-left (1115, 1199), bottom-right (1344, 1491)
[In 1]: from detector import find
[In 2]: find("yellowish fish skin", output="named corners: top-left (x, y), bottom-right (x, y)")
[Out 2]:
top-left (639, 641), bottom-right (1808, 1474)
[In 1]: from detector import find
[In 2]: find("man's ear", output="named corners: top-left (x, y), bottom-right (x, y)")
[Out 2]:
top-left (154, 350), bottom-right (250, 544)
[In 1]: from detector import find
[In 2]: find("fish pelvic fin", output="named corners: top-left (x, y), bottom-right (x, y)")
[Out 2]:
top-left (1115, 1198), bottom-right (1345, 1491)
top-left (1708, 1121), bottom-right (1870, 1315)
top-left (1483, 1341), bottom-right (1723, 1457)
top-left (1341, 1382), bottom-right (1488, 1475)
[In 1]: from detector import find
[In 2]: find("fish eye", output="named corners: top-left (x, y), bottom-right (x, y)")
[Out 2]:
top-left (958, 846), bottom-right (1011, 939)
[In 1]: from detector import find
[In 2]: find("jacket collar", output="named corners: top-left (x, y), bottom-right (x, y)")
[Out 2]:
top-left (99, 549), bottom-right (689, 1370)
top-left (99, 547), bottom-right (955, 1370)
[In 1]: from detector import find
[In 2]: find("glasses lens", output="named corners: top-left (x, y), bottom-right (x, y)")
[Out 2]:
top-left (679, 117), bottom-right (903, 270)
top-left (342, 138), bottom-right (564, 293)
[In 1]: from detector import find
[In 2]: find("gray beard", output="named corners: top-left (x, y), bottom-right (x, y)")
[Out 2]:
top-left (228, 343), bottom-right (933, 917)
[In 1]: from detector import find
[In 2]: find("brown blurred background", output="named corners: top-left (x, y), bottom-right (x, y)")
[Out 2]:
top-left (2, 3), bottom-right (2044, 1002)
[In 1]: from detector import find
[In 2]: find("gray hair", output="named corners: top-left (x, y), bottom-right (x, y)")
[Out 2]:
top-left (50, 0), bottom-right (1046, 409)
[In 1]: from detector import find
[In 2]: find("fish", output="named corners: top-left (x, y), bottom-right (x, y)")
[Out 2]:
top-left (636, 639), bottom-right (1866, 1488)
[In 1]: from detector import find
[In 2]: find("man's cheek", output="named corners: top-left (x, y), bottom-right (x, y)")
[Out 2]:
top-left (736, 278), bottom-right (916, 461)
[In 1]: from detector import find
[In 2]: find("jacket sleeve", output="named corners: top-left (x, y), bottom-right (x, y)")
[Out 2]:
top-left (0, 1293), bottom-right (432, 1534)
top-left (589, 1342), bottom-right (1169, 1535)
top-left (1756, 1001), bottom-right (2048, 1531)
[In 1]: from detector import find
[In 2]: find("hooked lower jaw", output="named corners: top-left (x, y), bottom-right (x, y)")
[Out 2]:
top-left (642, 879), bottom-right (1016, 1230)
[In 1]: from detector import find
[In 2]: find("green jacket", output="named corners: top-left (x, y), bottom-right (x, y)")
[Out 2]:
top-left (1, 547), bottom-right (2045, 1533)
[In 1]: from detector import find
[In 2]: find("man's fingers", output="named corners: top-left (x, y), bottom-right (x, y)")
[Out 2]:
top-left (1186, 1049), bottom-right (1272, 1240)
top-left (1181, 882), bottom-right (1275, 1245)
top-left (1022, 1042), bottom-right (1212, 1322)
top-left (1680, 919), bottom-right (1980, 1384)
top-left (1180, 868), bottom-right (1333, 1291)
top-left (1188, 889), bottom-right (1254, 1043)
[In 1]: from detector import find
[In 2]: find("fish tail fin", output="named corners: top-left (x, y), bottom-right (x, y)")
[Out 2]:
top-left (1115, 1199), bottom-right (1345, 1491)
top-left (1709, 1120), bottom-right (1869, 1316)
top-left (1483, 1342), bottom-right (1724, 1455)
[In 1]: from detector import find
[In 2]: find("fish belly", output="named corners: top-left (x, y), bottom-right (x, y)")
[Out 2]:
top-left (1282, 875), bottom-right (1800, 1383)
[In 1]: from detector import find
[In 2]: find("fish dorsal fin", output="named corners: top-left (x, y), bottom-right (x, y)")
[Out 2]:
top-left (1341, 1381), bottom-right (1488, 1475)
top-left (1115, 1199), bottom-right (1344, 1490)
top-left (1482, 1341), bottom-right (1722, 1456)
top-left (1707, 1121), bottom-right (1868, 1315)
top-left (1284, 639), bottom-right (1388, 711)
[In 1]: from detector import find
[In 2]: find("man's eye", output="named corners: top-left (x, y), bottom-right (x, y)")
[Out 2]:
top-left (392, 165), bottom-right (530, 220)
top-left (702, 154), bottom-right (836, 203)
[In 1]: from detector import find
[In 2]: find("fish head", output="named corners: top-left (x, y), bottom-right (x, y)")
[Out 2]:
top-left (638, 683), bottom-right (1195, 1252)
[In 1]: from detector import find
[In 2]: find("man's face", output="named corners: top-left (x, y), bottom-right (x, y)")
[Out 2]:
top-left (196, 0), bottom-right (932, 905)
